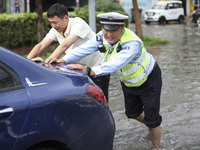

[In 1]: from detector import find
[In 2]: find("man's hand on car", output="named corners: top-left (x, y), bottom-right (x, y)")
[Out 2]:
top-left (31, 57), bottom-right (44, 62)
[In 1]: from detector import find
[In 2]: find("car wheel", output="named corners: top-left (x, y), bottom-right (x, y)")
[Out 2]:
top-left (28, 145), bottom-right (69, 150)
top-left (145, 21), bottom-right (150, 25)
top-left (30, 147), bottom-right (57, 150)
top-left (158, 17), bottom-right (165, 24)
top-left (196, 16), bottom-right (200, 26)
top-left (178, 16), bottom-right (184, 24)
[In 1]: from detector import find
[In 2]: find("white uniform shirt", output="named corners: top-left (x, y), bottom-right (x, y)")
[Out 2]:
top-left (46, 17), bottom-right (104, 67)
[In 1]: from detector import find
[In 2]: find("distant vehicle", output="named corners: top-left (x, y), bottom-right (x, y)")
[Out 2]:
top-left (0, 46), bottom-right (115, 150)
top-left (191, 8), bottom-right (200, 26)
top-left (144, 1), bottom-right (185, 25)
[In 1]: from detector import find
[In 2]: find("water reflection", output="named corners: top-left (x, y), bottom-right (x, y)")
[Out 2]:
top-left (109, 23), bottom-right (200, 149)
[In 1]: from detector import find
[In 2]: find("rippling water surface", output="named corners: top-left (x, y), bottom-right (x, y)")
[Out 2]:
top-left (109, 22), bottom-right (200, 149)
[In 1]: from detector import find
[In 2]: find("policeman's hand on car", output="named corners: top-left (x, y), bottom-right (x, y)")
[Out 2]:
top-left (67, 64), bottom-right (94, 77)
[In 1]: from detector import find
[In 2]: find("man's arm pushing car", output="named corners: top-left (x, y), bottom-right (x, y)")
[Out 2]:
top-left (27, 34), bottom-right (79, 63)
top-left (27, 37), bottom-right (53, 61)
top-left (45, 34), bottom-right (79, 63)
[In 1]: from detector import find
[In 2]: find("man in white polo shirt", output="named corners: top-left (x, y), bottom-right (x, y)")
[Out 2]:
top-left (27, 3), bottom-right (110, 101)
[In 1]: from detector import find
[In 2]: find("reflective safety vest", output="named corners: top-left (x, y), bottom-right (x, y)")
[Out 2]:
top-left (103, 28), bottom-right (150, 87)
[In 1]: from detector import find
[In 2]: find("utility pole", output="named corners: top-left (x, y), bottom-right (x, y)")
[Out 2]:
top-left (26, 0), bottom-right (30, 12)
top-left (76, 0), bottom-right (80, 8)
top-left (88, 0), bottom-right (96, 33)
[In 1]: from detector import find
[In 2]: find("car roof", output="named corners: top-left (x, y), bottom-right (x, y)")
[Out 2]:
top-left (156, 1), bottom-right (182, 4)
top-left (0, 46), bottom-right (84, 78)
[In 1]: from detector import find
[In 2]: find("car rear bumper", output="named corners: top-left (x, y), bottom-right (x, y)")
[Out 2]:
top-left (69, 109), bottom-right (115, 150)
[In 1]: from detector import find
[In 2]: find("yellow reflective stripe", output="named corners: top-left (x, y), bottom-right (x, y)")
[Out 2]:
top-left (117, 63), bottom-right (140, 76)
top-left (104, 42), bottom-right (119, 61)
top-left (117, 49), bottom-right (150, 86)
top-left (104, 44), bottom-right (110, 61)
top-left (135, 44), bottom-right (145, 63)
top-left (124, 75), bottom-right (147, 87)
top-left (119, 65), bottom-right (144, 80)
top-left (116, 49), bottom-right (150, 77)
top-left (123, 70), bottom-right (146, 84)
top-left (142, 49), bottom-right (151, 71)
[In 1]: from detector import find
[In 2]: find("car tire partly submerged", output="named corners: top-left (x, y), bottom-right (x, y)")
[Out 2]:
top-left (28, 145), bottom-right (69, 150)
top-left (145, 21), bottom-right (150, 25)
top-left (178, 15), bottom-right (184, 24)
top-left (196, 16), bottom-right (200, 26)
top-left (158, 16), bottom-right (165, 24)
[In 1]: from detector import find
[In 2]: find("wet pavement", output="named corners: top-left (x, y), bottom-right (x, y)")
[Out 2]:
top-left (109, 21), bottom-right (200, 149)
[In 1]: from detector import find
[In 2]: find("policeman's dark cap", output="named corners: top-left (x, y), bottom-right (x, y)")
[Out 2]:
top-left (97, 12), bottom-right (129, 31)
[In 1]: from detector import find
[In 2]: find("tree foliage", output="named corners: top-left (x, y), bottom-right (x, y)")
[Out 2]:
top-left (74, 0), bottom-right (128, 32)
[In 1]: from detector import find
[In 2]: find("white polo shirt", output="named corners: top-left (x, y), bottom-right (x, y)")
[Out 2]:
top-left (46, 17), bottom-right (104, 67)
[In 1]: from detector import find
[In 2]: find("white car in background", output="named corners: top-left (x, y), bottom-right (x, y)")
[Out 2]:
top-left (144, 1), bottom-right (184, 25)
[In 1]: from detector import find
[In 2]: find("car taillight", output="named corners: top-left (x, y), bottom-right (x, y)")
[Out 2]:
top-left (86, 84), bottom-right (108, 108)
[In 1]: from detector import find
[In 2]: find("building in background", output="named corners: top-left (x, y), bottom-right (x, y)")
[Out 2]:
top-left (191, 0), bottom-right (200, 10)
top-left (10, 0), bottom-right (24, 13)
top-left (1, 0), bottom-right (200, 19)
top-left (120, 0), bottom-right (150, 22)
top-left (1, 0), bottom-right (88, 14)
top-left (29, 0), bottom-right (88, 12)
top-left (0, 0), bottom-right (6, 13)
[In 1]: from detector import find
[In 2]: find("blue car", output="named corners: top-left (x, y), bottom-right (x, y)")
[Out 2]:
top-left (0, 46), bottom-right (115, 150)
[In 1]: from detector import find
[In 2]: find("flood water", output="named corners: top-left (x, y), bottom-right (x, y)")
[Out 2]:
top-left (109, 22), bottom-right (200, 149)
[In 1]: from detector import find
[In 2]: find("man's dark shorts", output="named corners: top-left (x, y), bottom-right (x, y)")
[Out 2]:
top-left (91, 74), bottom-right (110, 102)
top-left (121, 63), bottom-right (162, 128)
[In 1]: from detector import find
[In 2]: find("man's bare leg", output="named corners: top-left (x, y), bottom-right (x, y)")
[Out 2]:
top-left (135, 112), bottom-right (144, 123)
top-left (135, 112), bottom-right (161, 148)
top-left (149, 125), bottom-right (162, 148)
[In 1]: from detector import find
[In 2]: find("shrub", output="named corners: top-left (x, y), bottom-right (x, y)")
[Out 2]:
top-left (0, 12), bottom-right (50, 48)
top-left (75, 0), bottom-right (129, 32)
top-left (0, 0), bottom-right (128, 48)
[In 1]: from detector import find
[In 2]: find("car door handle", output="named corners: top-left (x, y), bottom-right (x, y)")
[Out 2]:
top-left (0, 107), bottom-right (14, 119)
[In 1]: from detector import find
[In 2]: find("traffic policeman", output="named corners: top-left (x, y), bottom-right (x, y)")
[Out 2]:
top-left (54, 12), bottom-right (163, 148)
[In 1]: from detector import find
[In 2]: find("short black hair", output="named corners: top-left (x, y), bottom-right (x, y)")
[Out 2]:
top-left (47, 3), bottom-right (68, 19)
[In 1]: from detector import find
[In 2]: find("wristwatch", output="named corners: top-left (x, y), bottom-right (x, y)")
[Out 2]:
top-left (86, 67), bottom-right (91, 77)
